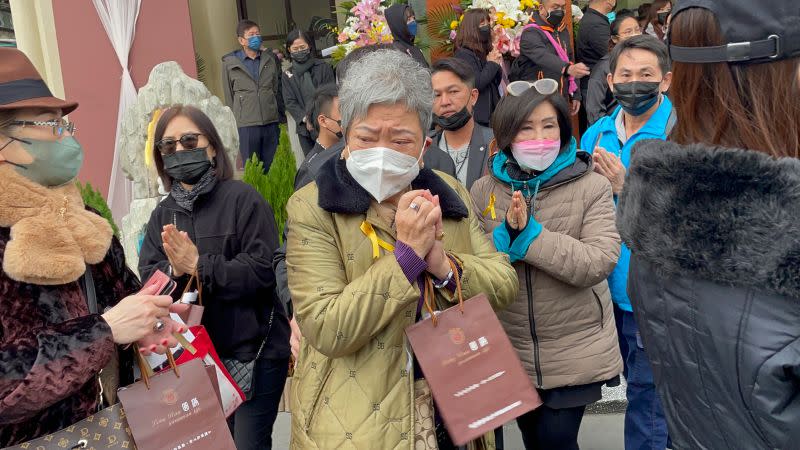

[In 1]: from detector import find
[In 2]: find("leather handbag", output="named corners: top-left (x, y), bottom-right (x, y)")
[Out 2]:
top-left (220, 306), bottom-right (274, 401)
top-left (1, 404), bottom-right (135, 450)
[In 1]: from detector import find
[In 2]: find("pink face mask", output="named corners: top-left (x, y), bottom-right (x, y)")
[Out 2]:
top-left (510, 138), bottom-right (561, 171)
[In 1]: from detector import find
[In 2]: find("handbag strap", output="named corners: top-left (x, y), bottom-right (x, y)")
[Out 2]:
top-left (253, 306), bottom-right (275, 361)
top-left (84, 265), bottom-right (98, 314)
top-left (182, 269), bottom-right (203, 306)
top-left (135, 348), bottom-right (179, 390)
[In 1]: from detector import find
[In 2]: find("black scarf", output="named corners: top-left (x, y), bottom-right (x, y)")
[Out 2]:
top-left (169, 168), bottom-right (217, 211)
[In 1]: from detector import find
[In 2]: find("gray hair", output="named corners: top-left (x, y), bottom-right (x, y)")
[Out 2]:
top-left (339, 49), bottom-right (433, 137)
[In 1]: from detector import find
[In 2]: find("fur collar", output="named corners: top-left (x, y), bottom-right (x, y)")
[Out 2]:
top-left (0, 165), bottom-right (112, 285)
top-left (316, 156), bottom-right (469, 219)
top-left (617, 140), bottom-right (800, 299)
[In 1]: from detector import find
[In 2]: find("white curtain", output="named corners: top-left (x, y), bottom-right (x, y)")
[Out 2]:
top-left (92, 0), bottom-right (141, 222)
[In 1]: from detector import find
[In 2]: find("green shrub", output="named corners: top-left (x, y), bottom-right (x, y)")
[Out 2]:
top-left (242, 124), bottom-right (296, 242)
top-left (76, 181), bottom-right (120, 237)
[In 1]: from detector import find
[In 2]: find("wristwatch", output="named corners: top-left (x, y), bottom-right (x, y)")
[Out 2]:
top-left (433, 269), bottom-right (454, 289)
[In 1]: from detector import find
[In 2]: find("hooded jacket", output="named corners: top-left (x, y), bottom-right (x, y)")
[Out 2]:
top-left (581, 96), bottom-right (675, 312)
top-left (469, 141), bottom-right (622, 390)
top-left (618, 141), bottom-right (800, 450)
top-left (385, 4), bottom-right (429, 68)
top-left (285, 155), bottom-right (518, 449)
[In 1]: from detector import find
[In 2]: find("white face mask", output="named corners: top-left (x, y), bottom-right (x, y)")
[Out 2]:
top-left (345, 145), bottom-right (423, 203)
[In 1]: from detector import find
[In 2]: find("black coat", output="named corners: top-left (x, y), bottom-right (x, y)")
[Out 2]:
top-left (281, 59), bottom-right (335, 138)
top-left (618, 140), bottom-right (800, 450)
top-left (576, 7), bottom-right (611, 94)
top-left (139, 180), bottom-right (289, 361)
top-left (385, 4), bottom-right (429, 68)
top-left (585, 55), bottom-right (615, 125)
top-left (510, 12), bottom-right (580, 100)
top-left (454, 48), bottom-right (501, 127)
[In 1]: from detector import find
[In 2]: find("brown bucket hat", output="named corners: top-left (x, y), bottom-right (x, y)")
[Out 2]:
top-left (0, 47), bottom-right (78, 114)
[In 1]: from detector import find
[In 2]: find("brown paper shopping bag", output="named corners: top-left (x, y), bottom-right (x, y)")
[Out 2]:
top-left (118, 352), bottom-right (236, 450)
top-left (405, 267), bottom-right (542, 446)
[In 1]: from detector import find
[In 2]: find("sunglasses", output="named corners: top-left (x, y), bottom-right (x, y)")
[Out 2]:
top-left (506, 78), bottom-right (559, 97)
top-left (156, 133), bottom-right (205, 155)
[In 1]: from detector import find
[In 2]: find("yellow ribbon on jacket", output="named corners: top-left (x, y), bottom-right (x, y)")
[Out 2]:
top-left (483, 193), bottom-right (497, 220)
top-left (360, 221), bottom-right (395, 259)
top-left (144, 108), bottom-right (163, 167)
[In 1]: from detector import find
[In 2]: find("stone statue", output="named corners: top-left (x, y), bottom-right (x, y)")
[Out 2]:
top-left (118, 61), bottom-right (239, 275)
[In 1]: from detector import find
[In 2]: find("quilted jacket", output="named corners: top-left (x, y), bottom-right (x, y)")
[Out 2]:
top-left (469, 148), bottom-right (622, 389)
top-left (285, 156), bottom-right (519, 449)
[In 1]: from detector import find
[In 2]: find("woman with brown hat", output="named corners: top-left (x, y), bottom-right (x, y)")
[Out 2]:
top-left (0, 48), bottom-right (185, 446)
top-left (617, 0), bottom-right (800, 448)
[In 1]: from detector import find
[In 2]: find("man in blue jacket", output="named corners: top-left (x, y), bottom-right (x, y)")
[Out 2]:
top-left (581, 34), bottom-right (675, 450)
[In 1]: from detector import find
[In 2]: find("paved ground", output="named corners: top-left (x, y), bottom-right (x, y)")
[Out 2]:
top-left (271, 412), bottom-right (624, 449)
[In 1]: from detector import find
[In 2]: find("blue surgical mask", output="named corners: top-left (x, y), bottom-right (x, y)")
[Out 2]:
top-left (607, 12), bottom-right (617, 23)
top-left (407, 20), bottom-right (418, 38)
top-left (247, 35), bottom-right (262, 51)
top-left (1, 136), bottom-right (84, 187)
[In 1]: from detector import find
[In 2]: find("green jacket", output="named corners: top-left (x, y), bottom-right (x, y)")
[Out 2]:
top-left (286, 157), bottom-right (519, 449)
top-left (221, 49), bottom-right (283, 127)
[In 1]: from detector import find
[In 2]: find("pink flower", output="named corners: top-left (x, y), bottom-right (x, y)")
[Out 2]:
top-left (511, 34), bottom-right (522, 57)
top-left (449, 30), bottom-right (457, 40)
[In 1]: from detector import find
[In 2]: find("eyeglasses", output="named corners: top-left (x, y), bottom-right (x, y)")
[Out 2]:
top-left (155, 133), bottom-right (205, 155)
top-left (11, 118), bottom-right (76, 137)
top-left (506, 78), bottom-right (559, 97)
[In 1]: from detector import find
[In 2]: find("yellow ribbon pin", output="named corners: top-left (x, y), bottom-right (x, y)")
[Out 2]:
top-left (482, 193), bottom-right (497, 220)
top-left (144, 108), bottom-right (163, 167)
top-left (360, 221), bottom-right (395, 259)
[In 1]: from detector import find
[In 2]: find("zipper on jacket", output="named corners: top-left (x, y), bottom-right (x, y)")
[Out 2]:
top-left (593, 290), bottom-right (605, 328)
top-left (525, 265), bottom-right (544, 387)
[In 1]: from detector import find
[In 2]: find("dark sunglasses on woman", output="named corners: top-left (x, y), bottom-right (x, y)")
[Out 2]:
top-left (156, 133), bottom-right (205, 155)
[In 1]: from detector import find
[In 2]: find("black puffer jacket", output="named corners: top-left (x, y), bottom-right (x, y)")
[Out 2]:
top-left (618, 140), bottom-right (800, 450)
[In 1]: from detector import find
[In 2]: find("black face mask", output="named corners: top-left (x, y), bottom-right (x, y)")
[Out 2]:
top-left (163, 147), bottom-right (213, 184)
top-left (546, 9), bottom-right (565, 27)
top-left (322, 117), bottom-right (343, 140)
top-left (657, 12), bottom-right (669, 25)
top-left (434, 106), bottom-right (473, 131)
top-left (291, 49), bottom-right (311, 63)
top-left (479, 25), bottom-right (492, 42)
top-left (612, 81), bottom-right (662, 116)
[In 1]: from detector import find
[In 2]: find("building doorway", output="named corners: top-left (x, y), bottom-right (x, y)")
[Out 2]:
top-left (236, 0), bottom-right (338, 55)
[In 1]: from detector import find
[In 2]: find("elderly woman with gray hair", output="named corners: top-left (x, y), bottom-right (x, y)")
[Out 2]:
top-left (285, 49), bottom-right (518, 449)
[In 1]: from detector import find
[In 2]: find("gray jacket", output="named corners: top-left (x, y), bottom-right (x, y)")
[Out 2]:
top-left (426, 123), bottom-right (493, 190)
top-left (221, 49), bottom-right (283, 127)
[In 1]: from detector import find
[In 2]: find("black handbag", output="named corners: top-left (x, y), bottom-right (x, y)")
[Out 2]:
top-left (221, 307), bottom-right (274, 401)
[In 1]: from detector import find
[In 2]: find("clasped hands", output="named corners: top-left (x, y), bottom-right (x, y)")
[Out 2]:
top-left (395, 189), bottom-right (451, 280)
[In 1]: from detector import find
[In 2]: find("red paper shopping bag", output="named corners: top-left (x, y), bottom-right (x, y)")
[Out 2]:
top-left (118, 355), bottom-right (236, 450)
top-left (405, 275), bottom-right (542, 446)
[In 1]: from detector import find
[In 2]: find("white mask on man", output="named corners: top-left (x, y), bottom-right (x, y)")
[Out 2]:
top-left (345, 145), bottom-right (423, 203)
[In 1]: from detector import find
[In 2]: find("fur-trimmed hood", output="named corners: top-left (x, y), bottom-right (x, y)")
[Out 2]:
top-left (617, 140), bottom-right (800, 299)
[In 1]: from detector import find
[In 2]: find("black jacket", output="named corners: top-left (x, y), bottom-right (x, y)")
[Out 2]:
top-left (576, 7), bottom-right (611, 94)
top-left (139, 180), bottom-right (290, 361)
top-left (510, 13), bottom-right (580, 100)
top-left (426, 122), bottom-right (493, 190)
top-left (385, 4), bottom-right (429, 68)
top-left (281, 59), bottom-right (335, 138)
top-left (453, 48), bottom-right (501, 127)
top-left (585, 55), bottom-right (615, 125)
top-left (618, 140), bottom-right (800, 450)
